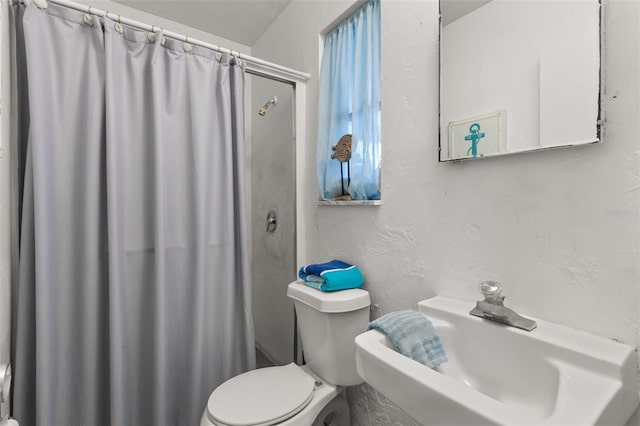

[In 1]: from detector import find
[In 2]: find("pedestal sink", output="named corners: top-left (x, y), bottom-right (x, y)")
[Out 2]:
top-left (355, 297), bottom-right (639, 425)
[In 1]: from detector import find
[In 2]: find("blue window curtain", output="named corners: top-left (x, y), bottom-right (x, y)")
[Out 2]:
top-left (317, 0), bottom-right (381, 200)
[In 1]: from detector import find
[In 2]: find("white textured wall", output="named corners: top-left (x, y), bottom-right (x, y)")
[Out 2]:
top-left (254, 0), bottom-right (640, 424)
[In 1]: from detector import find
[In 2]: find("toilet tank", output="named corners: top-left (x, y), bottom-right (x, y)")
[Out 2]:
top-left (287, 281), bottom-right (371, 386)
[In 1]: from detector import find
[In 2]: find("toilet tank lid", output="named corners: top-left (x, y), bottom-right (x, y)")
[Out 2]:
top-left (287, 281), bottom-right (370, 313)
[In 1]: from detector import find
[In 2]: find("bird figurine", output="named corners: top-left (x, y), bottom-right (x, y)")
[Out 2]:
top-left (330, 134), bottom-right (353, 200)
top-left (331, 134), bottom-right (352, 163)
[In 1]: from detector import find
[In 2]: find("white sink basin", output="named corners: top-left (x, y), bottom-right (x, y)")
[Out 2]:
top-left (355, 297), bottom-right (639, 426)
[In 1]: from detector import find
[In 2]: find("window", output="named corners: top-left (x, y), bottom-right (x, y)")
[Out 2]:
top-left (317, 0), bottom-right (381, 201)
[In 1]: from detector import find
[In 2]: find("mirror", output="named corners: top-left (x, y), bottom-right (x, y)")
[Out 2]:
top-left (439, 0), bottom-right (601, 161)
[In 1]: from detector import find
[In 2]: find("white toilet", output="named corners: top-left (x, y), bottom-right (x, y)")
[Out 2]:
top-left (200, 281), bottom-right (371, 426)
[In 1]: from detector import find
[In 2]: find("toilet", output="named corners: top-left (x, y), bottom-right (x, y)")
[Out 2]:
top-left (200, 281), bottom-right (371, 426)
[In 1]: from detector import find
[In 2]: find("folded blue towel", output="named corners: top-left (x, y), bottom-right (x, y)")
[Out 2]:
top-left (298, 259), bottom-right (364, 291)
top-left (368, 310), bottom-right (447, 368)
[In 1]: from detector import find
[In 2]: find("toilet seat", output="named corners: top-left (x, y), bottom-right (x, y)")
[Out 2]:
top-left (206, 363), bottom-right (316, 426)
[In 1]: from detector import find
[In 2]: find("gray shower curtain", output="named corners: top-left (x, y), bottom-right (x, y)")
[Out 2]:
top-left (13, 2), bottom-right (255, 425)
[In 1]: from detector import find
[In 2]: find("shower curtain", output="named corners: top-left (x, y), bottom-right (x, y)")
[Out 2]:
top-left (12, 2), bottom-right (255, 425)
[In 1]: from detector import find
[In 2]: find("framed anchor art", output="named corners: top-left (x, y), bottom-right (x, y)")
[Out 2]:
top-left (448, 110), bottom-right (506, 160)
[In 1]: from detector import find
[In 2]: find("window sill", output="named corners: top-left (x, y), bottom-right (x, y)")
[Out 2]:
top-left (317, 200), bottom-right (382, 206)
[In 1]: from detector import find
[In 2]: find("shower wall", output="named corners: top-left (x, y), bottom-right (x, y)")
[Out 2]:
top-left (249, 76), bottom-right (296, 365)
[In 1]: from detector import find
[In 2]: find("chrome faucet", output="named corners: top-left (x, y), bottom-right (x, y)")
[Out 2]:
top-left (469, 281), bottom-right (537, 331)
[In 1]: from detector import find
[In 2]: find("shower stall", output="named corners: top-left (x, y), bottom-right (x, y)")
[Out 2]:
top-left (248, 76), bottom-right (297, 367)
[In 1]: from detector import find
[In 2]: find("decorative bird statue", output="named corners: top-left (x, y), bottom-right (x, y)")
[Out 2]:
top-left (331, 134), bottom-right (353, 200)
top-left (331, 134), bottom-right (352, 162)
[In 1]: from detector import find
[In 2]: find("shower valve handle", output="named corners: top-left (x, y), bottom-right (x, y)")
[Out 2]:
top-left (266, 210), bottom-right (277, 233)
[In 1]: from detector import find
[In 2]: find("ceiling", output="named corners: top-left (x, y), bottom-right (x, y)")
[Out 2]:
top-left (114, 0), bottom-right (292, 46)
top-left (441, 0), bottom-right (492, 26)
top-left (114, 0), bottom-right (492, 45)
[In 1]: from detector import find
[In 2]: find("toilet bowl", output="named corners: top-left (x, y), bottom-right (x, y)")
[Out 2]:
top-left (200, 363), bottom-right (349, 426)
top-left (200, 281), bottom-right (370, 426)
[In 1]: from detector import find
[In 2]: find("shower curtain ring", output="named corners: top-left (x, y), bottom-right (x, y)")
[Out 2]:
top-left (114, 14), bottom-right (124, 33)
top-left (84, 6), bottom-right (95, 26)
top-left (183, 36), bottom-right (193, 52)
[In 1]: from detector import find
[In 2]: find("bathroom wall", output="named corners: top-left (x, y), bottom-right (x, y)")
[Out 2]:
top-left (252, 0), bottom-right (640, 424)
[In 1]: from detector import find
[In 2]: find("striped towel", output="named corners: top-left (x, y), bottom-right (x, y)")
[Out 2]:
top-left (298, 259), bottom-right (364, 291)
top-left (368, 310), bottom-right (448, 368)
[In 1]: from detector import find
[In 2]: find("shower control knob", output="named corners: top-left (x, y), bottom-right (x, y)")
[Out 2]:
top-left (266, 210), bottom-right (278, 233)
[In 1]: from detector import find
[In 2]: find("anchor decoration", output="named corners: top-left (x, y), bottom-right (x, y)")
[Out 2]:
top-left (464, 123), bottom-right (486, 158)
top-left (331, 134), bottom-right (352, 201)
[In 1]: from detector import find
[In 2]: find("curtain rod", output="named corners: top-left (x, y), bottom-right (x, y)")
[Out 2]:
top-left (13, 0), bottom-right (311, 82)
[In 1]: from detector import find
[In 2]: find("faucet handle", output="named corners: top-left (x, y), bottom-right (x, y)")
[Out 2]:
top-left (480, 280), bottom-right (502, 295)
top-left (479, 281), bottom-right (504, 304)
